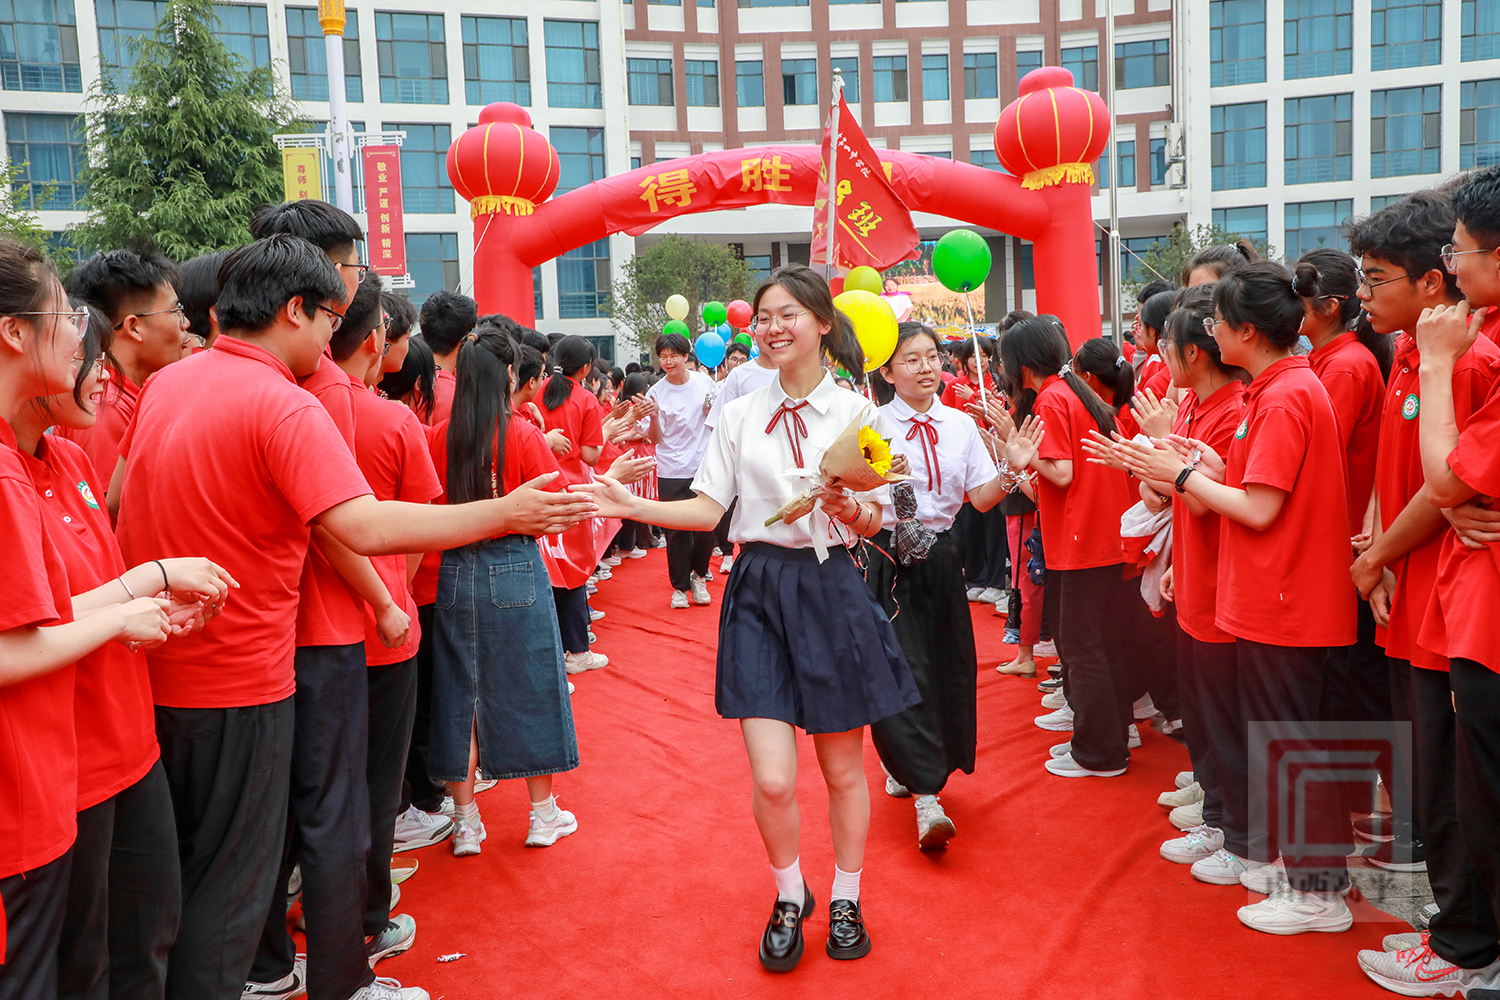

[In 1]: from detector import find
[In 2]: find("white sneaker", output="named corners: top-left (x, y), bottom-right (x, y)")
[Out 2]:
top-left (1049, 741), bottom-right (1073, 758)
top-left (1175, 770), bottom-right (1195, 790)
top-left (670, 590), bottom-right (689, 609)
top-left (1382, 931), bottom-right (1424, 952)
top-left (593, 566), bottom-right (613, 580)
top-left (353, 979), bottom-right (429, 1000)
top-left (437, 796), bottom-right (454, 818)
top-left (1158, 781), bottom-right (1203, 808)
top-left (689, 573), bottom-right (711, 605)
top-left (625, 547), bottom-right (648, 559)
top-left (1044, 751), bottom-right (1125, 777)
top-left (720, 555), bottom-right (735, 574)
top-left (585, 581), bottom-right (597, 595)
top-left (603, 555), bottom-right (622, 567)
top-left (452, 816), bottom-right (486, 857)
top-left (712, 547), bottom-right (723, 557)
top-left (915, 796), bottom-right (955, 850)
top-left (1132, 694), bottom-right (1158, 720)
top-left (1170, 800), bottom-right (1204, 830)
top-left (884, 774), bottom-right (911, 798)
top-left (567, 681), bottom-right (575, 694)
top-left (1032, 639), bottom-right (1058, 658)
top-left (1192, 849), bottom-right (1263, 886)
top-left (473, 772), bottom-right (498, 794)
top-left (966, 587), bottom-right (985, 602)
top-left (1040, 689), bottom-right (1068, 711)
top-left (564, 651), bottom-right (608, 674)
top-left (1034, 704), bottom-right (1075, 731)
top-left (589, 608), bottom-right (606, 622)
top-left (703, 568), bottom-right (713, 582)
top-left (243, 956), bottom-right (307, 999)
top-left (587, 630), bottom-right (597, 644)
top-left (389, 858), bottom-right (418, 885)
top-left (1127, 723), bottom-right (1142, 748)
top-left (1237, 885), bottom-right (1353, 935)
top-left (525, 799), bottom-right (578, 847)
top-left (1358, 937), bottom-right (1500, 997)
top-left (1160, 824), bottom-right (1224, 864)
top-left (388, 884), bottom-right (399, 912)
top-left (366, 914), bottom-right (416, 966)
top-left (1241, 857), bottom-right (1286, 895)
top-left (392, 806), bottom-right (455, 853)
top-left (1158, 717), bottom-right (1185, 736)
top-left (976, 587), bottom-right (1005, 603)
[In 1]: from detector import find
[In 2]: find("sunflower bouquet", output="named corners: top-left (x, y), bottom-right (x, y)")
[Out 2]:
top-left (765, 414), bottom-right (909, 526)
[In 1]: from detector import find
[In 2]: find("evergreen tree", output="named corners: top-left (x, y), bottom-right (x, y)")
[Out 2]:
top-left (0, 163), bottom-right (53, 250)
top-left (608, 235), bottom-right (753, 351)
top-left (75, 0), bottom-right (305, 258)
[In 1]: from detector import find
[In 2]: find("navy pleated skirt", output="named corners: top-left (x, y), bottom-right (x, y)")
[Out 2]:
top-left (716, 542), bottom-right (920, 735)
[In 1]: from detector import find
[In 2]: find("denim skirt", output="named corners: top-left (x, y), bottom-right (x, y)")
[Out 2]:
top-left (430, 534), bottom-right (580, 782)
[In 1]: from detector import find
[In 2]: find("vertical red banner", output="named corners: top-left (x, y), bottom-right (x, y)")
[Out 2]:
top-left (363, 145), bottom-right (406, 275)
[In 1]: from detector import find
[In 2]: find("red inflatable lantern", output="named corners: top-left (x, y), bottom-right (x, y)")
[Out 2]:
top-left (446, 103), bottom-right (560, 218)
top-left (994, 67), bottom-right (1110, 190)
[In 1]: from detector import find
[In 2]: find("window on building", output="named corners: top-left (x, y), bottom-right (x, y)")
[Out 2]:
top-left (98, 1), bottom-right (269, 89)
top-left (1284, 0), bottom-right (1352, 79)
top-left (1115, 39), bottom-right (1169, 89)
top-left (1461, 79), bottom-right (1500, 170)
top-left (376, 11), bottom-right (446, 104)
top-left (1061, 46), bottom-right (1097, 92)
top-left (1371, 0), bottom-right (1441, 72)
top-left (1369, 194), bottom-right (1405, 211)
top-left (971, 148), bottom-right (1006, 172)
top-left (1, 0), bottom-right (81, 93)
top-left (1017, 240), bottom-right (1034, 290)
top-left (1284, 93), bottom-right (1352, 184)
top-left (1211, 102), bottom-right (1267, 190)
top-left (288, 7), bottom-right (362, 103)
top-left (1212, 205), bottom-right (1269, 242)
top-left (1120, 236), bottom-right (1165, 284)
top-left (736, 60), bottom-right (764, 106)
top-left (1211, 0), bottom-right (1266, 86)
top-left (630, 155), bottom-right (641, 169)
top-left (1113, 140), bottom-right (1136, 188)
top-left (1372, 85), bottom-right (1440, 178)
top-left (1149, 136), bottom-right (1168, 185)
top-left (1016, 50), bottom-right (1042, 87)
top-left (685, 59), bottom-right (718, 107)
top-left (215, 3), bottom-right (270, 71)
top-left (648, 0), bottom-right (681, 5)
top-left (558, 238), bottom-right (609, 318)
top-left (873, 55), bottom-right (906, 103)
top-left (1463, 0), bottom-right (1499, 63)
top-left (628, 58), bottom-right (673, 106)
top-left (963, 52), bottom-right (996, 100)
top-left (405, 232), bottom-right (458, 306)
top-left (552, 126), bottom-right (605, 195)
top-left (544, 20), bottom-right (601, 109)
top-left (461, 15), bottom-right (528, 106)
top-left (533, 266), bottom-right (543, 320)
top-left (4, 111), bottom-right (84, 208)
top-left (831, 56), bottom-right (859, 103)
top-left (387, 122), bottom-right (453, 213)
top-left (740, 0), bottom-right (808, 6)
top-left (1284, 199), bottom-right (1352, 258)
top-left (782, 58), bottom-right (816, 106)
top-left (922, 53), bottom-right (948, 101)
top-left (743, 254), bottom-right (771, 281)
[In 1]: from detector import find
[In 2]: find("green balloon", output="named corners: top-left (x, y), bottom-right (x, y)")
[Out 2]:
top-left (933, 229), bottom-right (993, 293)
top-left (662, 319), bottom-right (690, 338)
top-left (702, 300), bottom-right (728, 327)
top-left (733, 332), bottom-right (753, 347)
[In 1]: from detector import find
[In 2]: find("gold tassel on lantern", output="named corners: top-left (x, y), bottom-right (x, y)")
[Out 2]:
top-left (1021, 162), bottom-right (1097, 190)
top-left (469, 195), bottom-right (536, 219)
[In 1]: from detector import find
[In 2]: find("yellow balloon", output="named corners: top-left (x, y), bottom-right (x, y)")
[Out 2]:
top-left (845, 266), bottom-right (883, 296)
top-left (833, 289), bottom-right (898, 372)
top-left (665, 294), bottom-right (689, 321)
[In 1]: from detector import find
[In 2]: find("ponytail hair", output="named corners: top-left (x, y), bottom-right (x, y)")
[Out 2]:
top-left (1073, 337), bottom-right (1135, 410)
top-left (753, 264), bottom-right (865, 378)
top-left (1214, 260), bottom-right (1303, 350)
top-left (541, 334), bottom-right (597, 411)
top-left (999, 315), bottom-right (1116, 434)
top-left (1294, 248), bottom-right (1393, 380)
top-left (378, 335), bottom-right (435, 422)
top-left (447, 330), bottom-right (515, 505)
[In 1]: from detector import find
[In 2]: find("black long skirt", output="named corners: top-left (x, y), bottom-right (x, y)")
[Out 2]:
top-left (863, 528), bottom-right (978, 795)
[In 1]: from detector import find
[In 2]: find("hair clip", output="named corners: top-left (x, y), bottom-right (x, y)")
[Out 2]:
top-left (1059, 361), bottom-right (1074, 377)
top-left (1115, 355), bottom-right (1127, 367)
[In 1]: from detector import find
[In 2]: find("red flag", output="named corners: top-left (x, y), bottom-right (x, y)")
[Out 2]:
top-left (811, 93), bottom-right (920, 271)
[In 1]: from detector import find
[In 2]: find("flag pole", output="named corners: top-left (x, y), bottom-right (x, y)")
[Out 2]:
top-left (962, 289), bottom-right (989, 423)
top-left (824, 70), bottom-right (843, 282)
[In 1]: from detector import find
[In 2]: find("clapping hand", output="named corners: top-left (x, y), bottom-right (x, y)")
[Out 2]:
top-left (1004, 415), bottom-right (1044, 472)
top-left (1132, 388), bottom-right (1179, 439)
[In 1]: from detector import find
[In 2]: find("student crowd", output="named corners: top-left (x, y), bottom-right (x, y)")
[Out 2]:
top-left (2, 165), bottom-right (1500, 1000)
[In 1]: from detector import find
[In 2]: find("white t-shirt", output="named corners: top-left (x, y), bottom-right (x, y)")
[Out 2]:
top-left (882, 292), bottom-right (914, 321)
top-left (705, 359), bottom-right (780, 430)
top-left (693, 372), bottom-right (891, 550)
top-left (646, 369), bottom-right (716, 479)
top-left (878, 395), bottom-right (999, 532)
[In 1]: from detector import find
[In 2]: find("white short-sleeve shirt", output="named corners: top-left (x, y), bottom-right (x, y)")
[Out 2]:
top-left (692, 372), bottom-right (890, 550)
top-left (878, 395), bottom-right (999, 532)
top-left (705, 358), bottom-right (779, 430)
top-left (646, 369), bottom-right (716, 479)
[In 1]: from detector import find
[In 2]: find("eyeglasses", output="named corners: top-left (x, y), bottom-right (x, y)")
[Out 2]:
top-left (1357, 266), bottom-right (1411, 291)
top-left (337, 261), bottom-right (372, 282)
top-left (115, 301), bottom-right (187, 330)
top-left (1202, 316), bottom-right (1226, 335)
top-left (750, 309), bottom-right (808, 334)
top-left (14, 307), bottom-right (89, 340)
top-left (314, 302), bottom-right (345, 332)
top-left (893, 353), bottom-right (943, 373)
top-left (1441, 244), bottom-right (1496, 273)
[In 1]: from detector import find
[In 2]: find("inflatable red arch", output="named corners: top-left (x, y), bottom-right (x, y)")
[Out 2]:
top-left (445, 66), bottom-right (1110, 349)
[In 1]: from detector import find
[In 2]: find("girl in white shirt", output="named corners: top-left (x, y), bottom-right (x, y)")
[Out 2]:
top-left (575, 264), bottom-right (918, 973)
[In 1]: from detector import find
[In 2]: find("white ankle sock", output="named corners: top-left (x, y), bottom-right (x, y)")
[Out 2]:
top-left (771, 857), bottom-right (805, 906)
top-left (531, 796), bottom-right (559, 821)
top-left (831, 865), bottom-right (861, 903)
top-left (914, 794), bottom-right (938, 807)
top-left (455, 800), bottom-right (479, 825)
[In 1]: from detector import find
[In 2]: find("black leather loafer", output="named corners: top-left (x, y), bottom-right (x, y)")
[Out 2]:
top-left (825, 898), bottom-right (871, 960)
top-left (758, 883), bottom-right (814, 973)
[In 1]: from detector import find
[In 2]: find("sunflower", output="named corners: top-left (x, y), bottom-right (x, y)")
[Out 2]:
top-left (858, 425), bottom-right (894, 478)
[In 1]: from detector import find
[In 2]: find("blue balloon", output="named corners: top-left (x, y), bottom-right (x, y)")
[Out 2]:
top-left (718, 323), bottom-right (733, 338)
top-left (694, 331), bottom-right (727, 368)
top-left (749, 342), bottom-right (760, 359)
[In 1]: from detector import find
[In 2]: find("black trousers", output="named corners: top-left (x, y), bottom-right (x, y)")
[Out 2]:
top-left (58, 760), bottom-right (180, 1000)
top-left (1177, 630), bottom-right (1239, 835)
top-left (1412, 663), bottom-right (1500, 969)
top-left (1451, 658), bottom-right (1500, 964)
top-left (155, 698), bottom-right (294, 1000)
top-left (365, 657), bottom-right (416, 936)
top-left (1237, 640), bottom-right (1350, 892)
top-left (0, 850), bottom-right (72, 1000)
top-left (251, 644), bottom-right (372, 1000)
top-left (658, 477), bottom-right (714, 591)
top-left (401, 603), bottom-right (444, 814)
top-left (552, 585), bottom-right (590, 654)
top-left (612, 520), bottom-right (642, 553)
top-left (1125, 600), bottom-right (1180, 722)
top-left (1321, 600), bottom-right (1401, 833)
top-left (1054, 565), bottom-right (1136, 772)
top-left (1388, 653), bottom-right (1420, 843)
top-left (713, 501), bottom-right (734, 556)
top-left (953, 502), bottom-right (1008, 590)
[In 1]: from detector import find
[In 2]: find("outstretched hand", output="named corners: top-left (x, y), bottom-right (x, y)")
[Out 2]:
top-left (567, 476), bottom-right (637, 520)
top-left (1004, 415), bottom-right (1044, 472)
top-left (504, 473), bottom-right (597, 535)
top-left (1082, 429), bottom-right (1128, 471)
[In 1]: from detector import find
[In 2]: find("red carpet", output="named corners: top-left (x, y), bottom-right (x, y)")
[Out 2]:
top-left (377, 548), bottom-right (1406, 999)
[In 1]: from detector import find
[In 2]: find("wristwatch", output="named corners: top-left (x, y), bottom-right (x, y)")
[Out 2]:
top-left (1174, 467), bottom-right (1195, 494)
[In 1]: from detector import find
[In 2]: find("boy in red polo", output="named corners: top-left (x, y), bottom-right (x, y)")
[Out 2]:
top-left (417, 291), bottom-right (475, 427)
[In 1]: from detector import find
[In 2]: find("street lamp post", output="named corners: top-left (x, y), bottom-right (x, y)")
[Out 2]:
top-left (319, 0), bottom-right (353, 213)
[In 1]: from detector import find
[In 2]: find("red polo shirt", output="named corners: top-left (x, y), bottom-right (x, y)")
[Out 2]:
top-left (349, 378), bottom-right (442, 666)
top-left (428, 367), bottom-right (456, 427)
top-left (428, 415), bottom-right (564, 529)
top-left (1376, 333), bottom-right (1500, 670)
top-left (53, 367), bottom-right (142, 490)
top-left (1034, 376), bottom-right (1132, 570)
top-left (1139, 356), bottom-right (1172, 400)
top-left (117, 337), bottom-right (374, 708)
top-left (1480, 307), bottom-right (1500, 346)
top-left (538, 377), bottom-right (605, 487)
top-left (1171, 381), bottom-right (1247, 644)
top-left (1216, 356), bottom-right (1357, 647)
top-left (1309, 332), bottom-right (1386, 535)
top-left (0, 421), bottom-right (78, 879)
top-left (24, 435), bottom-right (158, 810)
top-left (411, 419), bottom-right (447, 608)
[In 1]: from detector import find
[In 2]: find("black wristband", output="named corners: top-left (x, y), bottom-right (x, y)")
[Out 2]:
top-left (152, 559), bottom-right (170, 594)
top-left (1174, 467), bottom-right (1195, 494)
